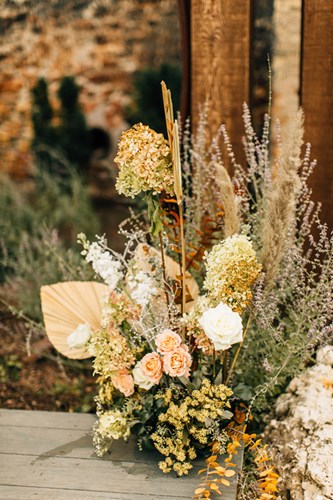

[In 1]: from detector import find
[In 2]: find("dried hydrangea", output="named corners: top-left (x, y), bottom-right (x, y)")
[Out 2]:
top-left (89, 292), bottom-right (140, 378)
top-left (204, 234), bottom-right (262, 312)
top-left (115, 123), bottom-right (174, 197)
top-left (100, 291), bottom-right (141, 329)
top-left (93, 409), bottom-right (130, 457)
top-left (89, 325), bottom-right (136, 378)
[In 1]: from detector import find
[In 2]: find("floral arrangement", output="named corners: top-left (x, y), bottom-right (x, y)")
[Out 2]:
top-left (41, 83), bottom-right (332, 499)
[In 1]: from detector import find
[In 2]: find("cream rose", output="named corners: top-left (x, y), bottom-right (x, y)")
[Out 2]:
top-left (163, 346), bottom-right (192, 378)
top-left (198, 302), bottom-right (243, 351)
top-left (111, 369), bottom-right (135, 397)
top-left (155, 329), bottom-right (182, 354)
top-left (140, 352), bottom-right (163, 384)
top-left (132, 361), bottom-right (154, 390)
top-left (67, 323), bottom-right (91, 349)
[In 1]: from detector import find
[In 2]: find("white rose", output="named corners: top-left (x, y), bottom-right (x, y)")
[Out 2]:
top-left (132, 361), bottom-right (154, 390)
top-left (67, 323), bottom-right (91, 349)
top-left (198, 302), bottom-right (243, 351)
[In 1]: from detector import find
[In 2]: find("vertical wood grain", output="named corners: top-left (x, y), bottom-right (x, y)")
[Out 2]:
top-left (301, 0), bottom-right (333, 229)
top-left (177, 0), bottom-right (191, 120)
top-left (190, 0), bottom-right (253, 169)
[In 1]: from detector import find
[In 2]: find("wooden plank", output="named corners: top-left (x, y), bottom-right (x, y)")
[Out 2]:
top-left (0, 410), bottom-right (242, 499)
top-left (0, 409), bottom-right (95, 430)
top-left (301, 0), bottom-right (333, 230)
top-left (0, 484), bottom-right (150, 500)
top-left (191, 0), bottom-right (253, 169)
top-left (177, 0), bottom-right (191, 120)
top-left (0, 426), bottom-right (160, 463)
top-left (0, 454), bottom-right (207, 499)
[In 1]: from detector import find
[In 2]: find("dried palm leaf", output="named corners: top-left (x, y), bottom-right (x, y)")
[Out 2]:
top-left (41, 281), bottom-right (108, 359)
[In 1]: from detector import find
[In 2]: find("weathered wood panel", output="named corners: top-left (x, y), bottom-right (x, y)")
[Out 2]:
top-left (191, 0), bottom-right (253, 168)
top-left (0, 485), bottom-right (142, 500)
top-left (0, 409), bottom-right (95, 430)
top-left (301, 0), bottom-right (333, 229)
top-left (0, 409), bottom-right (242, 499)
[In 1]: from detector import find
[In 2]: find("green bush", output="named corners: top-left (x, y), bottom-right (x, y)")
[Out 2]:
top-left (126, 63), bottom-right (182, 136)
top-left (31, 76), bottom-right (92, 178)
top-left (0, 168), bottom-right (100, 319)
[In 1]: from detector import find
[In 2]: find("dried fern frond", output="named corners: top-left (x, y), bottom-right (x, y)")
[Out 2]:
top-left (261, 109), bottom-right (304, 287)
top-left (212, 161), bottom-right (240, 237)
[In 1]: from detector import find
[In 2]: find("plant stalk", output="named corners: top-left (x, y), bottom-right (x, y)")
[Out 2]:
top-left (158, 231), bottom-right (171, 321)
top-left (225, 310), bottom-right (253, 385)
top-left (178, 202), bottom-right (187, 339)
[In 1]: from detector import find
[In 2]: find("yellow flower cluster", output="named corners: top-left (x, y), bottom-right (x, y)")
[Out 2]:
top-left (204, 234), bottom-right (261, 312)
top-left (152, 429), bottom-right (196, 476)
top-left (114, 123), bottom-right (174, 198)
top-left (151, 380), bottom-right (233, 476)
top-left (97, 379), bottom-right (115, 405)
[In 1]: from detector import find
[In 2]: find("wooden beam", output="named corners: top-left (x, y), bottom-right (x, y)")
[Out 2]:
top-left (178, 0), bottom-right (191, 120)
top-left (190, 0), bottom-right (253, 169)
top-left (301, 0), bottom-right (333, 230)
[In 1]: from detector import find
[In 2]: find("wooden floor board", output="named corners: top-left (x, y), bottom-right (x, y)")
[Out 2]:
top-left (0, 409), bottom-right (241, 499)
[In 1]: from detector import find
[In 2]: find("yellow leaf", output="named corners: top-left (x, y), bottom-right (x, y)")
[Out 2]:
top-left (198, 469), bottom-right (207, 475)
top-left (225, 470), bottom-right (236, 477)
top-left (259, 468), bottom-right (274, 478)
top-left (206, 455), bottom-right (218, 464)
top-left (194, 488), bottom-right (205, 495)
top-left (214, 466), bottom-right (226, 473)
top-left (220, 479), bottom-right (230, 487)
top-left (209, 483), bottom-right (220, 492)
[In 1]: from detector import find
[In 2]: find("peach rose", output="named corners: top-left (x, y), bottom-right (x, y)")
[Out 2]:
top-left (155, 329), bottom-right (182, 354)
top-left (163, 346), bottom-right (192, 378)
top-left (140, 352), bottom-right (163, 384)
top-left (111, 369), bottom-right (135, 397)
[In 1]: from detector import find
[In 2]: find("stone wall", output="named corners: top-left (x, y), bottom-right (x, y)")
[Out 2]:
top-left (0, 0), bottom-right (181, 178)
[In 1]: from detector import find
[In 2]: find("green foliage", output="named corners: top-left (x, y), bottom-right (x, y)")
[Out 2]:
top-left (31, 76), bottom-right (92, 177)
top-left (0, 355), bottom-right (23, 382)
top-left (31, 78), bottom-right (58, 170)
top-left (46, 378), bottom-right (96, 413)
top-left (126, 63), bottom-right (182, 136)
top-left (57, 76), bottom-right (92, 170)
top-left (0, 169), bottom-right (99, 319)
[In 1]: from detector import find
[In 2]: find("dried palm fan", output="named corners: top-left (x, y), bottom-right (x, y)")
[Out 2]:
top-left (131, 243), bottom-right (199, 313)
top-left (41, 281), bottom-right (108, 359)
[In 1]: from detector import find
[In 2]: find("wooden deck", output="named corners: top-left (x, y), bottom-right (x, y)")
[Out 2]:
top-left (0, 409), bottom-right (241, 499)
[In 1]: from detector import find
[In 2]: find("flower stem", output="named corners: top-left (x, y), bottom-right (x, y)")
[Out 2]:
top-left (158, 231), bottom-right (171, 322)
top-left (225, 311), bottom-right (253, 385)
top-left (179, 202), bottom-right (187, 339)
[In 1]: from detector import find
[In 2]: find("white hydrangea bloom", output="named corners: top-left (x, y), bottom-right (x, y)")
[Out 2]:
top-left (85, 242), bottom-right (123, 289)
top-left (97, 410), bottom-right (130, 441)
top-left (127, 270), bottom-right (158, 307)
